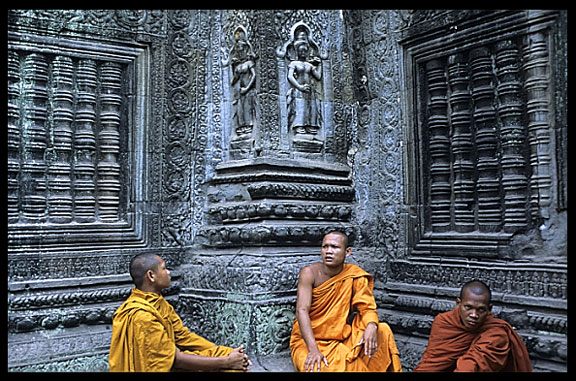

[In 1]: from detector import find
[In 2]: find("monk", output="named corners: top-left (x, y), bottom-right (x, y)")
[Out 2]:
top-left (109, 253), bottom-right (252, 372)
top-left (290, 231), bottom-right (402, 372)
top-left (415, 280), bottom-right (532, 372)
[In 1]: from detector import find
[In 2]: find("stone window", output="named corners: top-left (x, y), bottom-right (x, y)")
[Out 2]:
top-left (403, 12), bottom-right (557, 259)
top-left (8, 34), bottom-right (149, 252)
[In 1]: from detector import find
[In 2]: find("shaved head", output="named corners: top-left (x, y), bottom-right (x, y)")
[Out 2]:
top-left (460, 280), bottom-right (492, 304)
top-left (129, 254), bottom-right (162, 288)
top-left (325, 230), bottom-right (350, 248)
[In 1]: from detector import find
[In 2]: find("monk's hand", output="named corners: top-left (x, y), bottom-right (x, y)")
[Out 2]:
top-left (305, 349), bottom-right (329, 372)
top-left (227, 345), bottom-right (252, 371)
top-left (358, 322), bottom-right (379, 358)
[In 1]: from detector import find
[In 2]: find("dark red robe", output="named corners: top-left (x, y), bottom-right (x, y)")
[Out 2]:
top-left (415, 307), bottom-right (532, 372)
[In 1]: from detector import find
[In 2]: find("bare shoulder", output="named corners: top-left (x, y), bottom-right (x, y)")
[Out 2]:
top-left (300, 262), bottom-right (322, 274)
top-left (298, 263), bottom-right (321, 284)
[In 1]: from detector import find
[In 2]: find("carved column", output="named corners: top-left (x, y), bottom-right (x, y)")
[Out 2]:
top-left (425, 58), bottom-right (451, 232)
top-left (495, 39), bottom-right (529, 232)
top-left (47, 55), bottom-right (75, 223)
top-left (74, 59), bottom-right (98, 223)
top-left (447, 53), bottom-right (475, 232)
top-left (20, 53), bottom-right (49, 223)
top-left (470, 46), bottom-right (502, 232)
top-left (98, 62), bottom-right (123, 221)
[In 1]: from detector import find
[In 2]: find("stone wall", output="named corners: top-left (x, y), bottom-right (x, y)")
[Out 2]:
top-left (8, 10), bottom-right (567, 372)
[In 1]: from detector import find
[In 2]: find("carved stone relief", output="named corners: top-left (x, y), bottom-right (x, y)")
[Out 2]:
top-left (7, 10), bottom-right (567, 372)
top-left (222, 25), bottom-right (258, 159)
top-left (8, 53), bottom-right (123, 225)
top-left (277, 22), bottom-right (327, 153)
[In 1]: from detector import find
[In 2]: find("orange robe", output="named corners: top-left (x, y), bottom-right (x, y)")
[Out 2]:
top-left (290, 263), bottom-right (402, 372)
top-left (415, 307), bottom-right (532, 372)
top-left (109, 287), bottom-right (233, 372)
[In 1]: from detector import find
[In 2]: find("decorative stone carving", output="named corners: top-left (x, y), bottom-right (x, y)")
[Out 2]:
top-left (223, 25), bottom-right (258, 158)
top-left (388, 9), bottom-right (566, 371)
top-left (523, 31), bottom-right (553, 221)
top-left (199, 157), bottom-right (355, 248)
top-left (7, 51), bottom-right (129, 225)
top-left (495, 39), bottom-right (529, 231)
top-left (277, 22), bottom-right (328, 153)
top-left (7, 10), bottom-right (567, 372)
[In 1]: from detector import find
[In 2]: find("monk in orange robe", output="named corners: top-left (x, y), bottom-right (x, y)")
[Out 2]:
top-left (109, 253), bottom-right (252, 372)
top-left (290, 231), bottom-right (402, 372)
top-left (415, 280), bottom-right (532, 372)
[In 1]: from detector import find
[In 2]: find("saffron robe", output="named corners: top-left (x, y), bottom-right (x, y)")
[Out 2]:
top-left (415, 307), bottom-right (532, 372)
top-left (290, 263), bottom-right (402, 372)
top-left (109, 287), bottom-right (233, 372)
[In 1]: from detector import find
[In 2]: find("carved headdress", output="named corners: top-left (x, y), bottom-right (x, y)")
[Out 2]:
top-left (222, 25), bottom-right (257, 66)
top-left (276, 21), bottom-right (327, 61)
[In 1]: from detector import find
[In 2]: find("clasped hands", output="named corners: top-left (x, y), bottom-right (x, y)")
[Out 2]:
top-left (304, 322), bottom-right (379, 372)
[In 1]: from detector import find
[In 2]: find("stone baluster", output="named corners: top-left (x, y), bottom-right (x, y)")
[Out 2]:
top-left (470, 46), bottom-right (502, 232)
top-left (47, 55), bottom-right (75, 223)
top-left (20, 53), bottom-right (49, 223)
top-left (8, 51), bottom-right (21, 223)
top-left (447, 52), bottom-right (475, 233)
top-left (523, 31), bottom-right (552, 220)
top-left (495, 39), bottom-right (529, 232)
top-left (98, 62), bottom-right (123, 221)
top-left (74, 59), bottom-right (98, 222)
top-left (425, 58), bottom-right (451, 232)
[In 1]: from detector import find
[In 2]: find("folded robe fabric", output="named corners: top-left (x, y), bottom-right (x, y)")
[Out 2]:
top-left (415, 307), bottom-right (532, 372)
top-left (290, 263), bottom-right (402, 372)
top-left (109, 287), bottom-right (233, 372)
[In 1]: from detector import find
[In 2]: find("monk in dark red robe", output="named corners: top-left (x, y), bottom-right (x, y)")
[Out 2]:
top-left (415, 280), bottom-right (532, 372)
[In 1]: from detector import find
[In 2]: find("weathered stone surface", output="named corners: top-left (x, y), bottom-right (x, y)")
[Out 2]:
top-left (7, 10), bottom-right (567, 372)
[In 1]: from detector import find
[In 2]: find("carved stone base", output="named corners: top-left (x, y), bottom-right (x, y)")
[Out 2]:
top-left (8, 325), bottom-right (112, 371)
top-left (292, 135), bottom-right (323, 153)
top-left (178, 246), bottom-right (321, 355)
top-left (230, 137), bottom-right (255, 160)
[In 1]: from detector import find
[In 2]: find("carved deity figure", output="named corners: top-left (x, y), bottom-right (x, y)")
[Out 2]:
top-left (278, 22), bottom-right (326, 152)
top-left (224, 26), bottom-right (257, 141)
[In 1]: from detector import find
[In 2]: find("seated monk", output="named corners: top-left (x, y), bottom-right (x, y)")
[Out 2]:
top-left (415, 280), bottom-right (532, 372)
top-left (290, 231), bottom-right (402, 372)
top-left (109, 253), bottom-right (252, 372)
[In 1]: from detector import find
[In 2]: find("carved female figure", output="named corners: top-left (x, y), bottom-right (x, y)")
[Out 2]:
top-left (224, 26), bottom-right (257, 140)
top-left (278, 22), bottom-right (326, 151)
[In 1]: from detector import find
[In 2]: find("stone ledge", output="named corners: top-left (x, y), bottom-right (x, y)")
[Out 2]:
top-left (250, 351), bottom-right (295, 372)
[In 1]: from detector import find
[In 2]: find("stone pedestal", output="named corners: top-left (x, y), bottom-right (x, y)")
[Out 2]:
top-left (186, 157), bottom-right (355, 354)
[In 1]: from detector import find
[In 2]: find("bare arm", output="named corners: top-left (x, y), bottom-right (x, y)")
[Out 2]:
top-left (172, 345), bottom-right (250, 371)
top-left (295, 266), bottom-right (328, 372)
